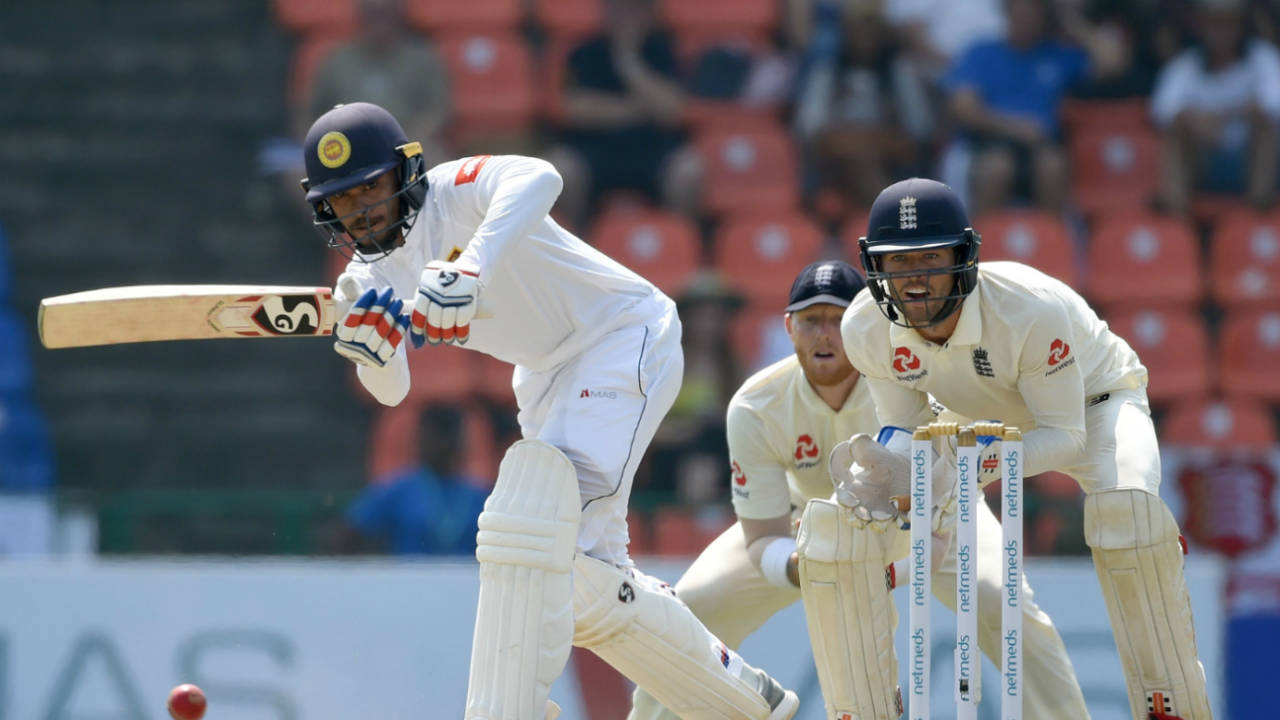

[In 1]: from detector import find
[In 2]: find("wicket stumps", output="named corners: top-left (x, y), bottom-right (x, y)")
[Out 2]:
top-left (908, 422), bottom-right (1023, 720)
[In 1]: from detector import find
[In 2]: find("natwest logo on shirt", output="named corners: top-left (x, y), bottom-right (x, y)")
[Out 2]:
top-left (794, 434), bottom-right (820, 468)
top-left (1045, 338), bottom-right (1076, 376)
top-left (730, 461), bottom-right (749, 499)
top-left (892, 346), bottom-right (928, 381)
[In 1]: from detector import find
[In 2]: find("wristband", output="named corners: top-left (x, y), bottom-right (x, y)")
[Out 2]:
top-left (760, 536), bottom-right (798, 588)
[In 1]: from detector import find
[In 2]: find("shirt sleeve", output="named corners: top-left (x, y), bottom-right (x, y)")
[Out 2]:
top-left (1150, 54), bottom-right (1195, 127)
top-left (726, 403), bottom-right (792, 520)
top-left (452, 155), bottom-right (564, 279)
top-left (1250, 41), bottom-right (1280, 119)
top-left (1015, 299), bottom-right (1088, 476)
top-left (942, 44), bottom-right (984, 94)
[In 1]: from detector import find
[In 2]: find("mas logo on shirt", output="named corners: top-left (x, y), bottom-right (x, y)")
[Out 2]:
top-left (794, 434), bottom-right (820, 468)
top-left (971, 346), bottom-right (995, 378)
top-left (579, 388), bottom-right (617, 399)
top-left (730, 460), bottom-right (749, 499)
top-left (892, 346), bottom-right (928, 381)
top-left (454, 154), bottom-right (492, 185)
top-left (1045, 338), bottom-right (1075, 376)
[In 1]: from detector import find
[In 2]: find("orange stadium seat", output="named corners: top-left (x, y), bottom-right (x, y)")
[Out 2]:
top-left (1085, 211), bottom-right (1203, 308)
top-left (533, 0), bottom-right (604, 39)
top-left (472, 351), bottom-right (515, 406)
top-left (589, 207), bottom-right (702, 297)
top-left (274, 0), bottom-right (358, 32)
top-left (975, 209), bottom-right (1081, 287)
top-left (1209, 209), bottom-right (1280, 307)
top-left (730, 303), bottom-right (789, 370)
top-left (1160, 395), bottom-right (1278, 452)
top-left (695, 125), bottom-right (800, 217)
top-left (404, 0), bottom-right (522, 32)
top-left (1219, 309), bottom-right (1280, 400)
top-left (839, 209), bottom-right (872, 260)
top-left (1104, 307), bottom-right (1211, 405)
top-left (405, 342), bottom-right (478, 405)
top-left (1060, 97), bottom-right (1150, 135)
top-left (1069, 126), bottom-right (1161, 217)
top-left (287, 32), bottom-right (355, 111)
top-left (365, 403), bottom-right (422, 480)
top-left (651, 507), bottom-right (734, 556)
top-left (437, 32), bottom-right (537, 136)
top-left (713, 211), bottom-right (826, 306)
top-left (659, 0), bottom-right (777, 36)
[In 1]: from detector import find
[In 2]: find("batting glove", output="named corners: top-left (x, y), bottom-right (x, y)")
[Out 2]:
top-left (410, 260), bottom-right (481, 347)
top-left (333, 287), bottom-right (410, 368)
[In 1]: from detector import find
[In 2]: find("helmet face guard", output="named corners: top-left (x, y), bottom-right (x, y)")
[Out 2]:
top-left (859, 230), bottom-right (981, 328)
top-left (303, 142), bottom-right (427, 262)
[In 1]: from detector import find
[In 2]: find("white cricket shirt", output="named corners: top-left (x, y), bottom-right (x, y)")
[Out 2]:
top-left (341, 154), bottom-right (665, 403)
top-left (726, 355), bottom-right (898, 520)
top-left (841, 261), bottom-right (1148, 476)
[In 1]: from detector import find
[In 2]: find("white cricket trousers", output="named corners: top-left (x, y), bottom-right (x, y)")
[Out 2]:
top-left (513, 296), bottom-right (683, 566)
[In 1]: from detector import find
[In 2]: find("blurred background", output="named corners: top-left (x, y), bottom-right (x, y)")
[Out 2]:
top-left (1, 0), bottom-right (1278, 717)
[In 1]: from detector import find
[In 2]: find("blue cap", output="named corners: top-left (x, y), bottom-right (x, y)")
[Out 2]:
top-left (303, 102), bottom-right (410, 203)
top-left (786, 261), bottom-right (866, 312)
top-left (862, 177), bottom-right (972, 253)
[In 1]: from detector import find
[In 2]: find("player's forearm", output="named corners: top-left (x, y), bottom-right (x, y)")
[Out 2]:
top-left (1021, 425), bottom-right (1086, 476)
top-left (457, 157), bottom-right (563, 275)
top-left (742, 514), bottom-right (799, 588)
top-left (356, 353), bottom-right (410, 406)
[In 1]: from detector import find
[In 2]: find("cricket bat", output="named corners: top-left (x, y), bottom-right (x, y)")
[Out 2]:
top-left (38, 284), bottom-right (492, 349)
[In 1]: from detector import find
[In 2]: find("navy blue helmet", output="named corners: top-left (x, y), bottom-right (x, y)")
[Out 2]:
top-left (300, 102), bottom-right (427, 261)
top-left (858, 178), bottom-right (981, 328)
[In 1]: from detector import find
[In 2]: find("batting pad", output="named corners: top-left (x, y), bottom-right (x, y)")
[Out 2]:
top-left (1085, 488), bottom-right (1212, 720)
top-left (466, 440), bottom-right (581, 720)
top-left (796, 498), bottom-right (904, 720)
top-left (572, 555), bottom-right (785, 720)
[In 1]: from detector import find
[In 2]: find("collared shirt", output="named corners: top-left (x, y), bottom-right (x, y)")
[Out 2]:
top-left (726, 355), bottom-right (893, 520)
top-left (841, 261), bottom-right (1147, 474)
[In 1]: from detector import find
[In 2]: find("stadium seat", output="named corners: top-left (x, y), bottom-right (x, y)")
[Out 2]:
top-left (287, 32), bottom-right (356, 111)
top-left (365, 403), bottom-right (422, 480)
top-left (533, 0), bottom-right (603, 39)
top-left (472, 352), bottom-right (515, 406)
top-left (1069, 126), bottom-right (1161, 217)
top-left (588, 207), bottom-right (701, 297)
top-left (404, 0), bottom-right (522, 32)
top-left (712, 211), bottom-right (825, 307)
top-left (437, 32), bottom-right (537, 137)
top-left (1060, 97), bottom-right (1149, 135)
top-left (651, 507), bottom-right (734, 556)
top-left (1160, 395), bottom-right (1278, 452)
top-left (1104, 307), bottom-right (1211, 405)
top-left (974, 209), bottom-right (1081, 287)
top-left (729, 303), bottom-right (790, 371)
top-left (695, 124), bottom-right (800, 217)
top-left (1209, 209), bottom-right (1280, 307)
top-left (405, 342), bottom-right (478, 405)
top-left (839, 209), bottom-right (872, 260)
top-left (274, 0), bottom-right (358, 33)
top-left (659, 0), bottom-right (777, 37)
top-left (1085, 211), bottom-right (1203, 308)
top-left (1219, 309), bottom-right (1280, 400)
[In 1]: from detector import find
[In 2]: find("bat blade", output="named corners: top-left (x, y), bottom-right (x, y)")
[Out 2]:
top-left (38, 285), bottom-right (337, 348)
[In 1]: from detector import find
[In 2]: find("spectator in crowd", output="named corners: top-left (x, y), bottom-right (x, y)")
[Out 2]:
top-left (0, 221), bottom-right (56, 556)
top-left (544, 0), bottom-right (702, 230)
top-left (1068, 0), bottom-right (1172, 99)
top-left (793, 0), bottom-right (935, 211)
top-left (1151, 0), bottom-right (1280, 216)
top-left (942, 0), bottom-right (1126, 216)
top-left (302, 0), bottom-right (452, 168)
top-left (643, 271), bottom-right (746, 506)
top-left (338, 406), bottom-right (488, 555)
top-left (883, 0), bottom-right (1006, 82)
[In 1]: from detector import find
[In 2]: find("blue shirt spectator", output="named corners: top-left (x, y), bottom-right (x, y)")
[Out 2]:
top-left (0, 396), bottom-right (54, 493)
top-left (346, 465), bottom-right (488, 555)
top-left (945, 38), bottom-right (1088, 140)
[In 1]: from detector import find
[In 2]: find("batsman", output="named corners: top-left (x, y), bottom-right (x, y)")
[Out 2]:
top-left (839, 177), bottom-right (1213, 720)
top-left (299, 102), bottom-right (798, 719)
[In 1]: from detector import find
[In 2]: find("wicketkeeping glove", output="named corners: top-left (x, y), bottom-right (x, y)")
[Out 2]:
top-left (410, 260), bottom-right (481, 347)
top-left (333, 287), bottom-right (411, 368)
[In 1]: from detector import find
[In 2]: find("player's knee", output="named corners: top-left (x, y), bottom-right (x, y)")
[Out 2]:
top-left (1083, 487), bottom-right (1179, 550)
top-left (571, 554), bottom-right (645, 646)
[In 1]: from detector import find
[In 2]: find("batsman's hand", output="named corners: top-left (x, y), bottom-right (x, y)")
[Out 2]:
top-left (410, 260), bottom-right (481, 347)
top-left (828, 433), bottom-right (910, 528)
top-left (333, 287), bottom-right (410, 368)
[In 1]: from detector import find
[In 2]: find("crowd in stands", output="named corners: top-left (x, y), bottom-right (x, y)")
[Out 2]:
top-left (272, 0), bottom-right (1280, 557)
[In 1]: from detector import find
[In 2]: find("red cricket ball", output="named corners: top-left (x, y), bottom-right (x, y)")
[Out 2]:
top-left (167, 683), bottom-right (207, 720)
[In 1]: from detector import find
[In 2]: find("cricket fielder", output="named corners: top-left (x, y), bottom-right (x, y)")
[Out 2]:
top-left (630, 261), bottom-right (1087, 720)
top-left (839, 177), bottom-right (1212, 720)
top-left (299, 102), bottom-right (798, 720)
